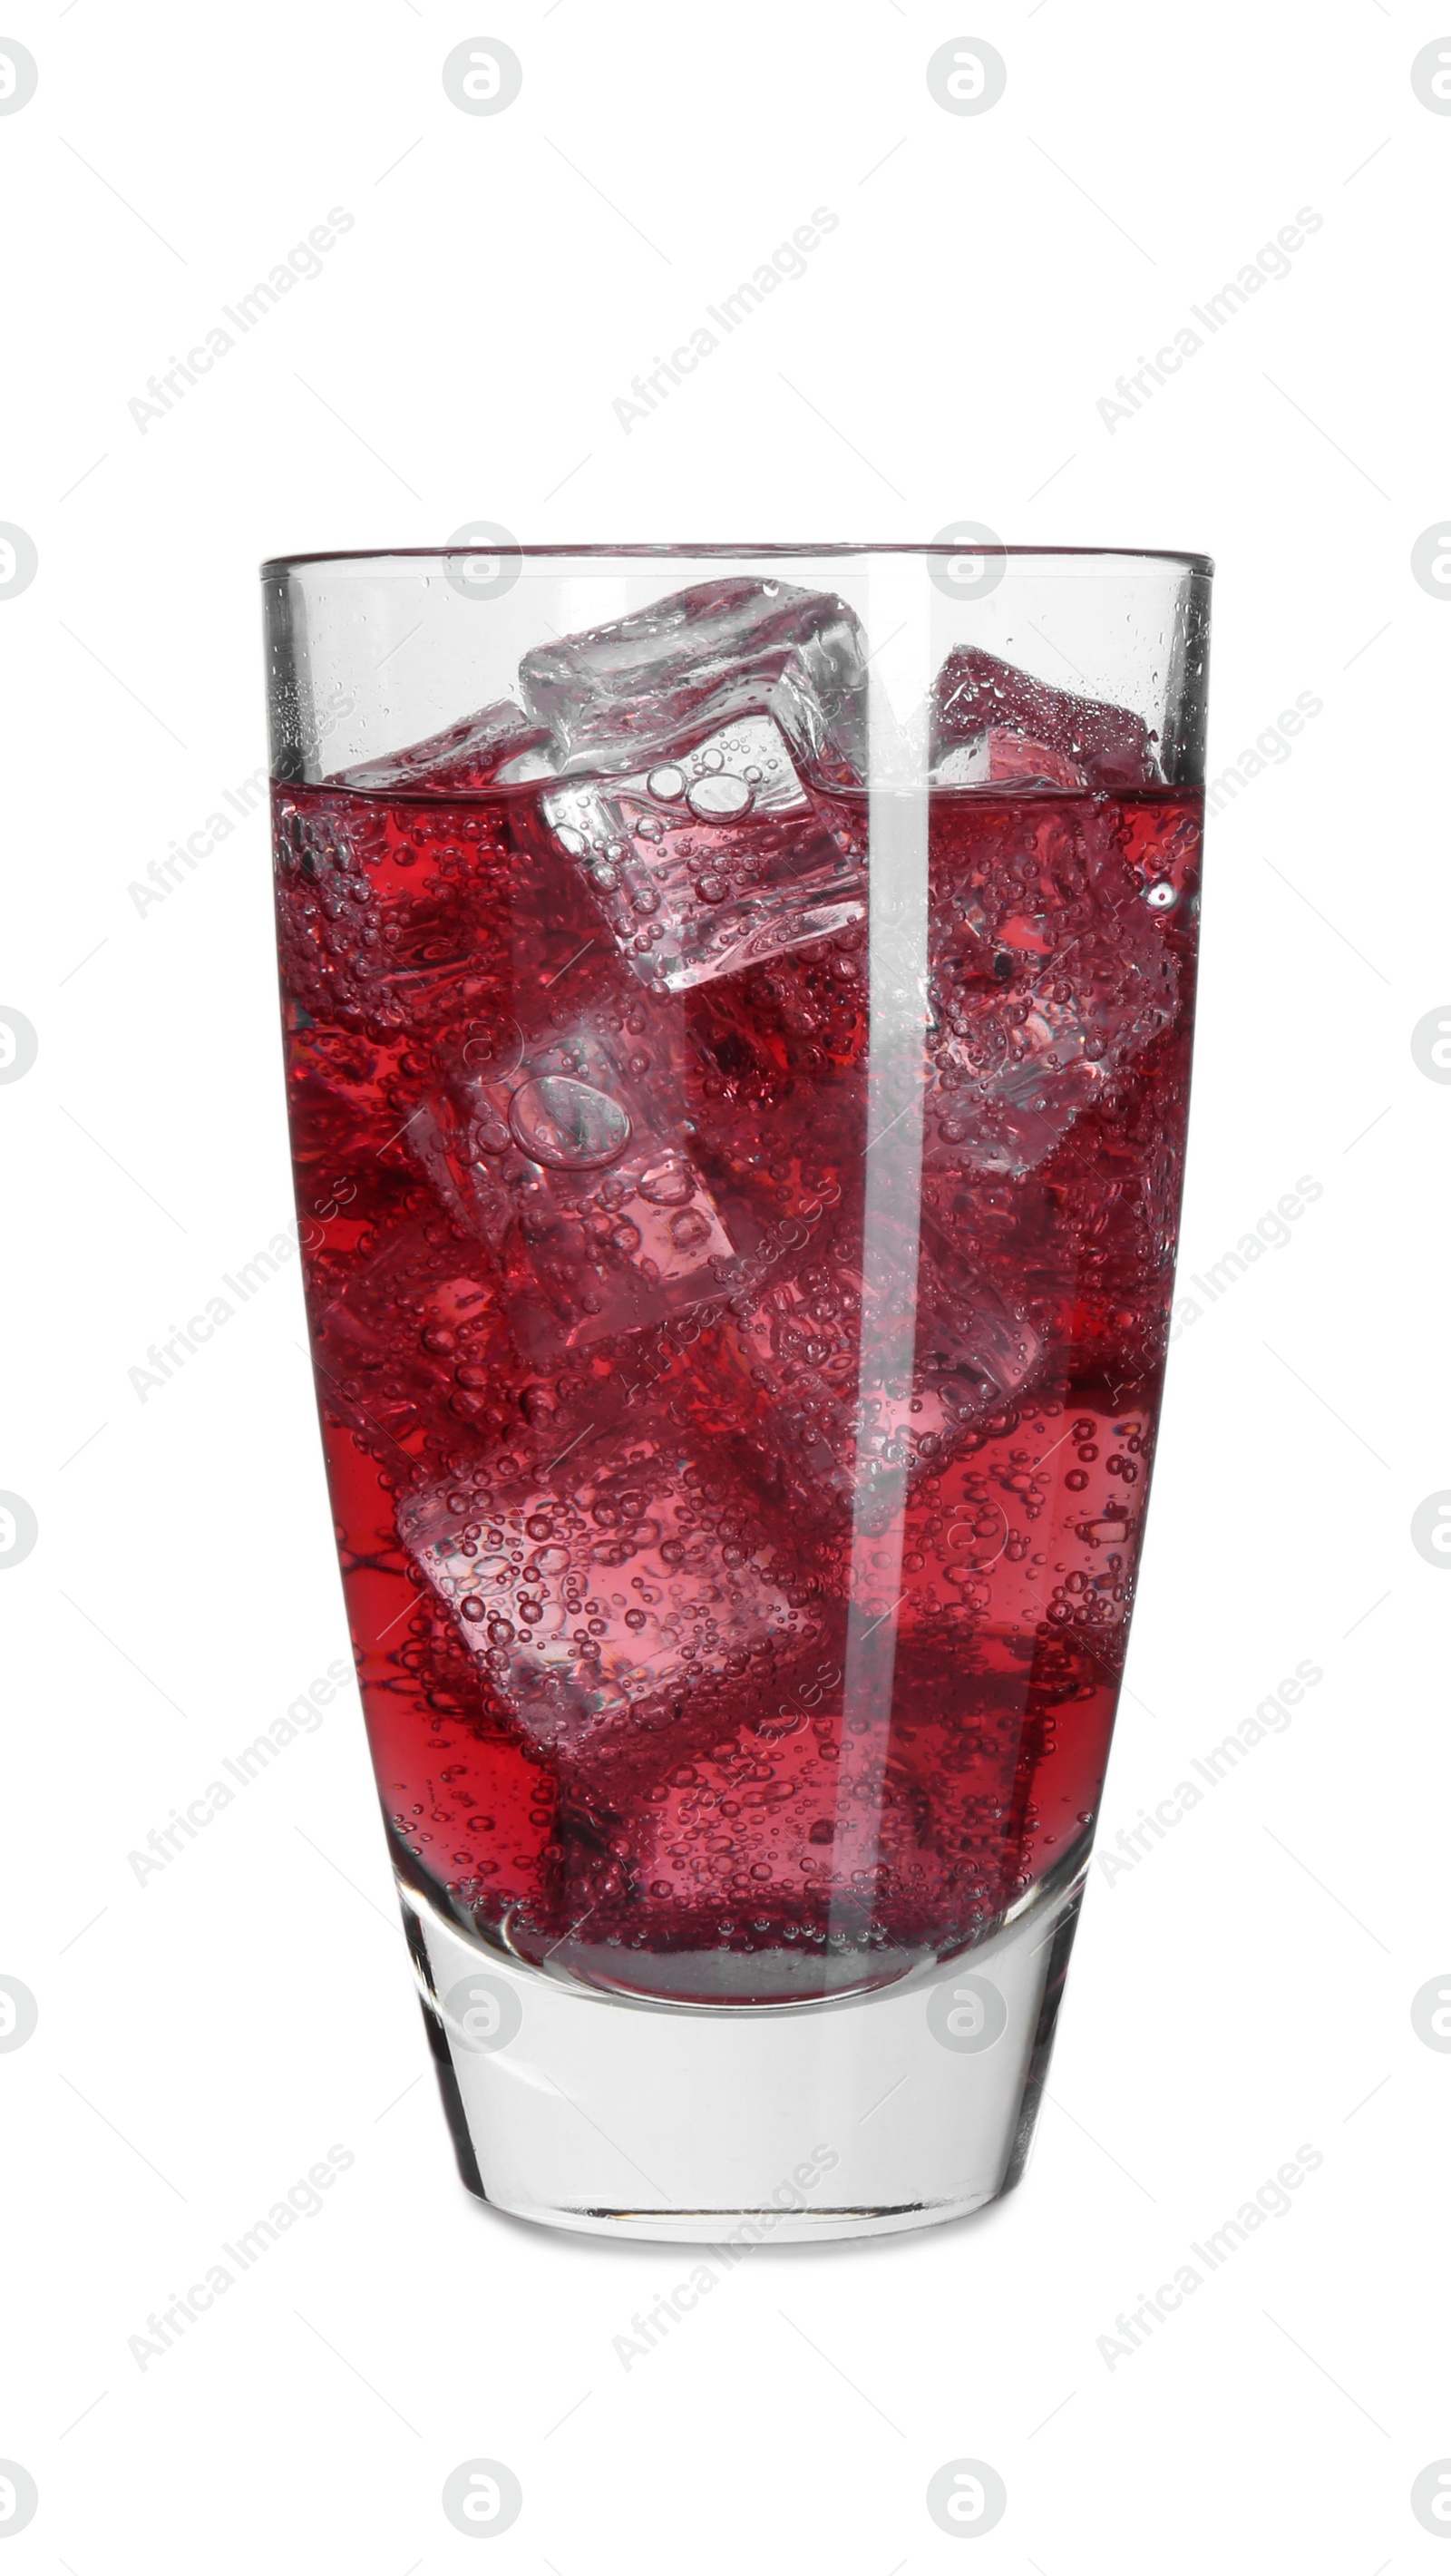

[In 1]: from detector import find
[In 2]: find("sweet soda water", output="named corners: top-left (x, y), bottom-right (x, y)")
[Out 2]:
top-left (273, 584), bottom-right (1200, 2005)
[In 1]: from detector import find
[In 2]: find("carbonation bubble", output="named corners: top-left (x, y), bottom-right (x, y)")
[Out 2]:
top-left (637, 1156), bottom-right (695, 1205)
top-left (687, 773), bottom-right (753, 820)
top-left (508, 1076), bottom-right (631, 1170)
top-left (647, 764), bottom-right (687, 800)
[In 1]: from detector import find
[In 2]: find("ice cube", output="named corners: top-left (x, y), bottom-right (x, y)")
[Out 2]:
top-left (899, 1399), bottom-right (1155, 1664)
top-left (492, 746), bottom-right (560, 784)
top-left (538, 709), bottom-right (864, 993)
top-left (412, 1006), bottom-right (760, 1359)
top-left (397, 1427), bottom-right (808, 1754)
top-left (728, 1224), bottom-right (1038, 1525)
top-left (330, 700), bottom-right (549, 794)
top-left (933, 647), bottom-right (1159, 791)
top-left (934, 729), bottom-right (1086, 792)
top-left (924, 799), bottom-right (1179, 1178)
top-left (518, 575), bottom-right (867, 781)
top-left (309, 1221), bottom-right (516, 1470)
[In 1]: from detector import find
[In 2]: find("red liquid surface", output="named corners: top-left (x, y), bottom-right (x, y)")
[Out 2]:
top-left (275, 771), bottom-right (1200, 2003)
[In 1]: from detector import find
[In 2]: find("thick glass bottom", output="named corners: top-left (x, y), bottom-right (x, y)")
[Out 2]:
top-left (400, 1861), bottom-right (1086, 2243)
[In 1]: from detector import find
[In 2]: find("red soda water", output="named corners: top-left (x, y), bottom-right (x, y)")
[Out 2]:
top-left (274, 737), bottom-right (1199, 2004)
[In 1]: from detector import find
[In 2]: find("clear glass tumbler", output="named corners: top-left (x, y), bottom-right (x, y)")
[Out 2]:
top-left (263, 543), bottom-right (1211, 2239)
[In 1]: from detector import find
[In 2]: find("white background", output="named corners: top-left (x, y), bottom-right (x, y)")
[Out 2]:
top-left (2, 3), bottom-right (1447, 2567)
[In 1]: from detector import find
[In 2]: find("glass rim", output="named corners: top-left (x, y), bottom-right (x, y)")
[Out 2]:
top-left (260, 541), bottom-right (1213, 579)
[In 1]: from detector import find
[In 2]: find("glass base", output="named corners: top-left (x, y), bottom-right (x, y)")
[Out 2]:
top-left (400, 1864), bottom-right (1086, 2243)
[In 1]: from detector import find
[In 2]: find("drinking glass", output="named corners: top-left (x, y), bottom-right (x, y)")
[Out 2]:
top-left (264, 543), bottom-right (1211, 2239)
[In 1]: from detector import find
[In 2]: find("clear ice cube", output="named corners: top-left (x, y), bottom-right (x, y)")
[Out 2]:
top-left (309, 1222), bottom-right (515, 1468)
top-left (398, 1429), bottom-right (806, 1754)
top-left (539, 709), bottom-right (865, 992)
top-left (924, 800), bottom-right (1179, 1178)
top-left (518, 575), bottom-right (867, 781)
top-left (331, 700), bottom-right (548, 794)
top-left (933, 647), bottom-right (1159, 792)
top-left (729, 1226), bottom-right (1039, 1525)
top-left (934, 729), bottom-right (1086, 792)
top-left (411, 1007), bottom-right (753, 1359)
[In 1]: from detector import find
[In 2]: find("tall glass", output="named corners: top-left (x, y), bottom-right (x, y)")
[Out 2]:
top-left (263, 544), bottom-right (1210, 2239)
